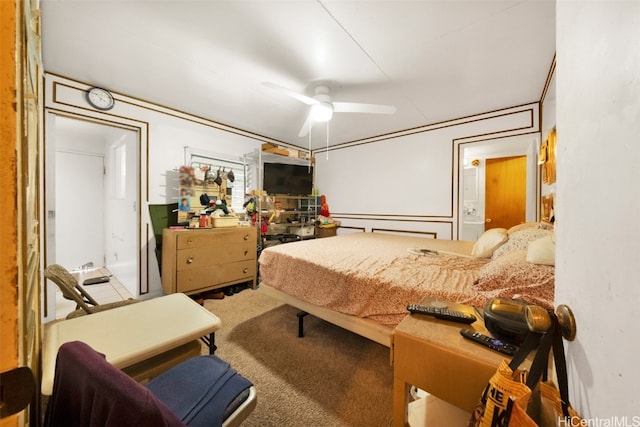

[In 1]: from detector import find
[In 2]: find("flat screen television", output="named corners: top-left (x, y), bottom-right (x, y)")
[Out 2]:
top-left (263, 162), bottom-right (313, 195)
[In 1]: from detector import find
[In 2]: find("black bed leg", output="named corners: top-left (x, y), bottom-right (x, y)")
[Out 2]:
top-left (297, 311), bottom-right (308, 337)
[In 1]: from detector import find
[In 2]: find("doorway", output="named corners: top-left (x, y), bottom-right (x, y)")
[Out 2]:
top-left (458, 135), bottom-right (538, 240)
top-left (45, 114), bottom-right (140, 317)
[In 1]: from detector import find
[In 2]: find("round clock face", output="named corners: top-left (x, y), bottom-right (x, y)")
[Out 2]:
top-left (86, 87), bottom-right (114, 111)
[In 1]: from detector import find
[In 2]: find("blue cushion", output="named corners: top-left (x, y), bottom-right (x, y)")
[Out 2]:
top-left (147, 355), bottom-right (252, 427)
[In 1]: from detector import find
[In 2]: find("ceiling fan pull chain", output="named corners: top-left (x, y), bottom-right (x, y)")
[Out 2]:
top-left (308, 120), bottom-right (312, 170)
top-left (326, 121), bottom-right (329, 160)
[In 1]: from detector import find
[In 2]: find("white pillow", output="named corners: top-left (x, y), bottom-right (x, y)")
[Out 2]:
top-left (471, 228), bottom-right (508, 258)
top-left (527, 235), bottom-right (555, 266)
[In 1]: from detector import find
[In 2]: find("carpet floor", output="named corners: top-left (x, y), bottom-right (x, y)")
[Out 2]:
top-left (202, 287), bottom-right (394, 427)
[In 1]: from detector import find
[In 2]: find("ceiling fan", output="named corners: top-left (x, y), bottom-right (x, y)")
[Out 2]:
top-left (263, 82), bottom-right (397, 137)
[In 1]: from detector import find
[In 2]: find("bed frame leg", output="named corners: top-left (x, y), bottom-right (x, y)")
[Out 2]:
top-left (297, 311), bottom-right (308, 337)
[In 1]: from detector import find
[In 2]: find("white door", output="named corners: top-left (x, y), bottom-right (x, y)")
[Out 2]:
top-left (55, 151), bottom-right (105, 270)
top-left (104, 135), bottom-right (139, 295)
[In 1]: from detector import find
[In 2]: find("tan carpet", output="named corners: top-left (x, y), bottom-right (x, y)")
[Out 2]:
top-left (202, 287), bottom-right (394, 427)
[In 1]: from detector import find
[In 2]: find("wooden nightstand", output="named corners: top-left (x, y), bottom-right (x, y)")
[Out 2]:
top-left (391, 298), bottom-right (519, 426)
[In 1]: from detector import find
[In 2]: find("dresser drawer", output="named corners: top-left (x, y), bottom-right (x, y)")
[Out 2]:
top-left (162, 226), bottom-right (257, 295)
top-left (176, 228), bottom-right (253, 250)
top-left (175, 242), bottom-right (254, 271)
top-left (176, 259), bottom-right (256, 294)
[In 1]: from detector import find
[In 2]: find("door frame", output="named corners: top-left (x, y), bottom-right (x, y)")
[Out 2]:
top-left (43, 111), bottom-right (149, 321)
top-left (456, 133), bottom-right (539, 240)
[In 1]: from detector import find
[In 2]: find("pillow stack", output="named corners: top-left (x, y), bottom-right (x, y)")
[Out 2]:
top-left (471, 222), bottom-right (556, 310)
top-left (492, 222), bottom-right (554, 260)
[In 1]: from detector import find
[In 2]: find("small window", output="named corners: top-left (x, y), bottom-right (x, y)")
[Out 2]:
top-left (188, 154), bottom-right (245, 213)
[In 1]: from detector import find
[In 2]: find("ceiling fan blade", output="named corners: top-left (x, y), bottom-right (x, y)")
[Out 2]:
top-left (298, 114), bottom-right (313, 137)
top-left (333, 102), bottom-right (396, 115)
top-left (262, 82), bottom-right (317, 105)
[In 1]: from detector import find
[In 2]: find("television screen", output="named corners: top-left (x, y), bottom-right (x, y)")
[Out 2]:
top-left (263, 162), bottom-right (313, 195)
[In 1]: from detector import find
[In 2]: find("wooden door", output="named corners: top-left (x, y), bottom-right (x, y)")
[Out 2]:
top-left (485, 156), bottom-right (526, 230)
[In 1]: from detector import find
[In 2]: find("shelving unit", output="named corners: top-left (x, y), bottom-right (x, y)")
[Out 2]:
top-left (265, 194), bottom-right (320, 238)
top-left (269, 195), bottom-right (319, 224)
top-left (243, 149), bottom-right (317, 242)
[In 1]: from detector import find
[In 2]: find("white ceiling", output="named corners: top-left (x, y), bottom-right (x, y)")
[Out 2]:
top-left (40, 0), bottom-right (556, 150)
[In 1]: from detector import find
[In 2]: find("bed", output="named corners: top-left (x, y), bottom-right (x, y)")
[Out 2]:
top-left (258, 223), bottom-right (555, 347)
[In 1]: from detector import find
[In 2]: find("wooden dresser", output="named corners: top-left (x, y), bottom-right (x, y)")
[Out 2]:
top-left (161, 226), bottom-right (257, 295)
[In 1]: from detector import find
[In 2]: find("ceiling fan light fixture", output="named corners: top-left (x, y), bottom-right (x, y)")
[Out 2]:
top-left (263, 81), bottom-right (396, 137)
top-left (311, 102), bottom-right (333, 122)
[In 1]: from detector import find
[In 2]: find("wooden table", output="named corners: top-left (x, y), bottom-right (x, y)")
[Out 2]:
top-left (42, 293), bottom-right (221, 395)
top-left (392, 298), bottom-right (515, 426)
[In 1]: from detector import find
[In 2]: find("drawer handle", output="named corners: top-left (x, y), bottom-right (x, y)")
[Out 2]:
top-left (243, 267), bottom-right (249, 274)
top-left (186, 257), bottom-right (194, 264)
top-left (244, 250), bottom-right (248, 256)
top-left (187, 239), bottom-right (193, 245)
top-left (243, 234), bottom-right (249, 240)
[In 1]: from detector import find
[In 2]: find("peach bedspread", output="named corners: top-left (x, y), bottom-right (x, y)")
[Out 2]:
top-left (258, 233), bottom-right (491, 327)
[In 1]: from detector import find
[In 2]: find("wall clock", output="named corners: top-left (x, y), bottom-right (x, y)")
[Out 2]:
top-left (86, 87), bottom-right (114, 111)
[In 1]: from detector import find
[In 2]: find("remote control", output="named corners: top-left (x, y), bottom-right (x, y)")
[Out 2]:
top-left (459, 328), bottom-right (518, 356)
top-left (406, 304), bottom-right (477, 324)
top-left (418, 248), bottom-right (438, 255)
top-left (83, 276), bottom-right (110, 286)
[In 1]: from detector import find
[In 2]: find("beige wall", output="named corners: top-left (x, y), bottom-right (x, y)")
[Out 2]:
top-left (314, 103), bottom-right (541, 239)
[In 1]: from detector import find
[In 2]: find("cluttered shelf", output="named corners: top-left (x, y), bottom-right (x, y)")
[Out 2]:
top-left (244, 192), bottom-right (339, 243)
